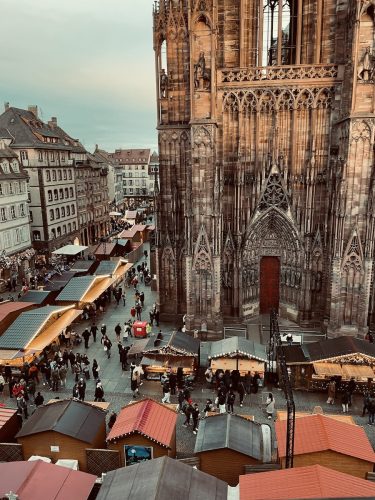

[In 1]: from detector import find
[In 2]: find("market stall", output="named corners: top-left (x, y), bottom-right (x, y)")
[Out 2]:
top-left (140, 330), bottom-right (200, 380)
top-left (205, 337), bottom-right (267, 377)
top-left (283, 336), bottom-right (375, 393)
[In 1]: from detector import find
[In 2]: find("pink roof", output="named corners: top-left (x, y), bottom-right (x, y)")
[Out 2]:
top-left (0, 407), bottom-right (17, 430)
top-left (106, 398), bottom-right (177, 448)
top-left (239, 464), bottom-right (375, 500)
top-left (0, 301), bottom-right (35, 322)
top-left (275, 414), bottom-right (375, 463)
top-left (0, 461), bottom-right (96, 500)
top-left (133, 224), bottom-right (147, 232)
top-left (118, 227), bottom-right (137, 239)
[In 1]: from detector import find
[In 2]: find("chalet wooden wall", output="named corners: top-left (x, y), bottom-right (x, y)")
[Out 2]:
top-left (17, 425), bottom-right (106, 472)
top-left (281, 450), bottom-right (374, 479)
top-left (108, 431), bottom-right (175, 467)
top-left (197, 448), bottom-right (260, 486)
top-left (154, 0), bottom-right (375, 338)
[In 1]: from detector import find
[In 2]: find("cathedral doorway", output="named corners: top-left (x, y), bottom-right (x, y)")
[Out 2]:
top-left (259, 256), bottom-right (280, 314)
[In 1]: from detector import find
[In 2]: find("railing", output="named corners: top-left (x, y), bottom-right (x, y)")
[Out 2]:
top-left (220, 64), bottom-right (339, 84)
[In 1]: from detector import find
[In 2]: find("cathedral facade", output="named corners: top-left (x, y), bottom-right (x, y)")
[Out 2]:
top-left (153, 0), bottom-right (375, 337)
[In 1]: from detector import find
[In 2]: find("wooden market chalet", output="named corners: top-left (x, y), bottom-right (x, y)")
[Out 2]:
top-left (140, 330), bottom-right (200, 380)
top-left (283, 336), bottom-right (375, 393)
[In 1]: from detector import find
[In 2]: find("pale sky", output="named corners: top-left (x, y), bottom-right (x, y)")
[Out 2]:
top-left (0, 0), bottom-right (157, 153)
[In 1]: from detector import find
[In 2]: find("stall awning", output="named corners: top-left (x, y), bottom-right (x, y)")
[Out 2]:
top-left (141, 356), bottom-right (193, 369)
top-left (83, 276), bottom-right (113, 303)
top-left (28, 309), bottom-right (82, 351)
top-left (52, 245), bottom-right (88, 256)
top-left (313, 362), bottom-right (343, 377)
top-left (341, 364), bottom-right (374, 378)
top-left (211, 358), bottom-right (265, 373)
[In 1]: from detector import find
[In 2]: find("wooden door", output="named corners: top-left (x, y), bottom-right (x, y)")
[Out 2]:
top-left (259, 257), bottom-right (280, 314)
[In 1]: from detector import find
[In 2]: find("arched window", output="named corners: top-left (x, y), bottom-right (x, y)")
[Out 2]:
top-left (57, 226), bottom-right (61, 237)
top-left (63, 224), bottom-right (67, 234)
top-left (67, 206), bottom-right (70, 216)
top-left (55, 208), bottom-right (60, 219)
top-left (71, 204), bottom-right (75, 215)
top-left (69, 187), bottom-right (74, 197)
top-left (53, 189), bottom-right (58, 200)
top-left (59, 188), bottom-right (64, 199)
top-left (260, 0), bottom-right (297, 66)
top-left (68, 223), bottom-right (72, 233)
top-left (65, 188), bottom-right (69, 198)
top-left (61, 207), bottom-right (65, 217)
top-left (49, 209), bottom-right (54, 221)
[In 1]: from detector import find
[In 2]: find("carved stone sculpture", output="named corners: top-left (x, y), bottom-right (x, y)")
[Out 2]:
top-left (160, 69), bottom-right (168, 98)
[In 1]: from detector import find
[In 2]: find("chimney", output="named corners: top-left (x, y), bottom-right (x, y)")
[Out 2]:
top-left (28, 105), bottom-right (38, 118)
top-left (48, 117), bottom-right (57, 128)
top-left (4, 102), bottom-right (9, 111)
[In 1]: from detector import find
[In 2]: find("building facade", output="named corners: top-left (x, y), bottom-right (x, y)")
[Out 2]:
top-left (154, 0), bottom-right (375, 337)
top-left (75, 151), bottom-right (110, 247)
top-left (94, 146), bottom-right (124, 210)
top-left (0, 106), bottom-right (80, 253)
top-left (0, 134), bottom-right (33, 281)
top-left (109, 149), bottom-right (154, 208)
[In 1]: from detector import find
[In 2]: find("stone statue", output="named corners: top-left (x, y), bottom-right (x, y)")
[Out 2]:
top-left (357, 46), bottom-right (374, 81)
top-left (160, 69), bottom-right (168, 98)
top-left (194, 51), bottom-right (211, 90)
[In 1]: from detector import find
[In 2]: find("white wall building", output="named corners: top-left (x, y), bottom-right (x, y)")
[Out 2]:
top-left (0, 134), bottom-right (33, 280)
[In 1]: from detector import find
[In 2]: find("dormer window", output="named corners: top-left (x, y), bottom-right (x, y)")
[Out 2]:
top-left (1, 161), bottom-right (9, 174)
top-left (12, 161), bottom-right (19, 173)
top-left (20, 151), bottom-right (28, 161)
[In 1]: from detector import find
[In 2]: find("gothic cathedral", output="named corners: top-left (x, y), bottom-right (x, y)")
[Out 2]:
top-left (153, 0), bottom-right (375, 338)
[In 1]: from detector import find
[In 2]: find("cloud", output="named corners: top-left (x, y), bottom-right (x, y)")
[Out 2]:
top-left (0, 0), bottom-right (157, 152)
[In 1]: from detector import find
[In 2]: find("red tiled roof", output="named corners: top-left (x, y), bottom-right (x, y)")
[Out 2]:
top-left (275, 414), bottom-right (375, 463)
top-left (110, 149), bottom-right (151, 164)
top-left (0, 301), bottom-right (35, 322)
top-left (0, 407), bottom-right (17, 430)
top-left (0, 461), bottom-right (96, 500)
top-left (239, 464), bottom-right (375, 500)
top-left (106, 398), bottom-right (177, 448)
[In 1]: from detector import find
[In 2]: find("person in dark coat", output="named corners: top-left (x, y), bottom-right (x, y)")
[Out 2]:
top-left (90, 323), bottom-right (98, 342)
top-left (347, 378), bottom-right (356, 406)
top-left (108, 411), bottom-right (117, 429)
top-left (101, 324), bottom-right (107, 337)
top-left (77, 378), bottom-right (86, 401)
top-left (227, 388), bottom-right (236, 414)
top-left (238, 381), bottom-right (245, 407)
top-left (94, 382), bottom-right (104, 402)
top-left (82, 328), bottom-right (91, 348)
top-left (169, 372), bottom-right (177, 395)
top-left (183, 401), bottom-right (193, 427)
top-left (131, 377), bottom-right (138, 398)
top-left (192, 403), bottom-right (200, 434)
top-left (34, 392), bottom-right (44, 407)
top-left (92, 359), bottom-right (100, 379)
top-left (120, 346), bottom-right (129, 371)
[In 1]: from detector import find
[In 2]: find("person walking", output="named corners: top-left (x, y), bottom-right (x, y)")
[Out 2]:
top-left (92, 359), bottom-right (100, 380)
top-left (169, 372), bottom-right (177, 395)
top-left (192, 403), bottom-right (200, 434)
top-left (131, 373), bottom-right (139, 399)
top-left (120, 346), bottom-right (129, 371)
top-left (122, 291), bottom-right (126, 306)
top-left (341, 391), bottom-right (350, 413)
top-left (183, 400), bottom-right (193, 427)
top-left (123, 326), bottom-right (129, 343)
top-left (154, 309), bottom-right (160, 327)
top-left (90, 323), bottom-right (98, 342)
top-left (51, 366), bottom-right (60, 392)
top-left (17, 394), bottom-right (28, 419)
top-left (115, 323), bottom-right (122, 342)
top-left (82, 328), bottom-right (91, 349)
top-left (327, 379), bottom-right (336, 405)
top-left (68, 351), bottom-right (76, 373)
top-left (101, 324), bottom-right (107, 337)
top-left (227, 388), bottom-right (236, 414)
top-left (347, 378), bottom-right (356, 406)
top-left (102, 335), bottom-right (112, 359)
top-left (135, 302), bottom-right (142, 321)
top-left (238, 381), bottom-right (245, 408)
top-left (161, 380), bottom-right (171, 404)
top-left (362, 391), bottom-right (371, 417)
top-left (368, 396), bottom-right (375, 425)
top-left (266, 393), bottom-right (275, 420)
top-left (59, 365), bottom-right (67, 388)
top-left (94, 382), bottom-right (105, 402)
top-left (217, 389), bottom-right (227, 414)
top-left (77, 378), bottom-right (86, 401)
top-left (139, 291), bottom-right (145, 308)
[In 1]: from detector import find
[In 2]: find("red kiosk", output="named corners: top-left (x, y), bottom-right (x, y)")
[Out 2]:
top-left (132, 321), bottom-right (148, 338)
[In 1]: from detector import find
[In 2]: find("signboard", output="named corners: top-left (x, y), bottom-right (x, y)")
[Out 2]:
top-left (124, 445), bottom-right (153, 466)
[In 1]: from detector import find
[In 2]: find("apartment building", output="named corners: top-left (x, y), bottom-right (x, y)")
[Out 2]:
top-left (94, 146), bottom-right (123, 210)
top-left (0, 132), bottom-right (33, 280)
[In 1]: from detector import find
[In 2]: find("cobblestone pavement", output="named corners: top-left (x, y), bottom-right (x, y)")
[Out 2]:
top-left (1, 246), bottom-right (374, 457)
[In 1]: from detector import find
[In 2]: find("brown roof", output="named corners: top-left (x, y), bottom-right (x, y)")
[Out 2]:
top-left (275, 414), bottom-right (375, 463)
top-left (110, 148), bottom-right (151, 164)
top-left (239, 464), bottom-right (375, 500)
top-left (106, 398), bottom-right (177, 448)
top-left (16, 399), bottom-right (106, 443)
top-left (94, 242), bottom-right (117, 255)
top-left (0, 301), bottom-right (35, 322)
top-left (0, 461), bottom-right (96, 500)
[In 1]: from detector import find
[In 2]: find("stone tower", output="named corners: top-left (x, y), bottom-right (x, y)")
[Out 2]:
top-left (153, 0), bottom-right (375, 338)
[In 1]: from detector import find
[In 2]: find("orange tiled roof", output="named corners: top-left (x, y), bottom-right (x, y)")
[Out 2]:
top-left (106, 399), bottom-right (177, 448)
top-left (239, 464), bottom-right (375, 500)
top-left (275, 414), bottom-right (375, 463)
top-left (0, 407), bottom-right (17, 430)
